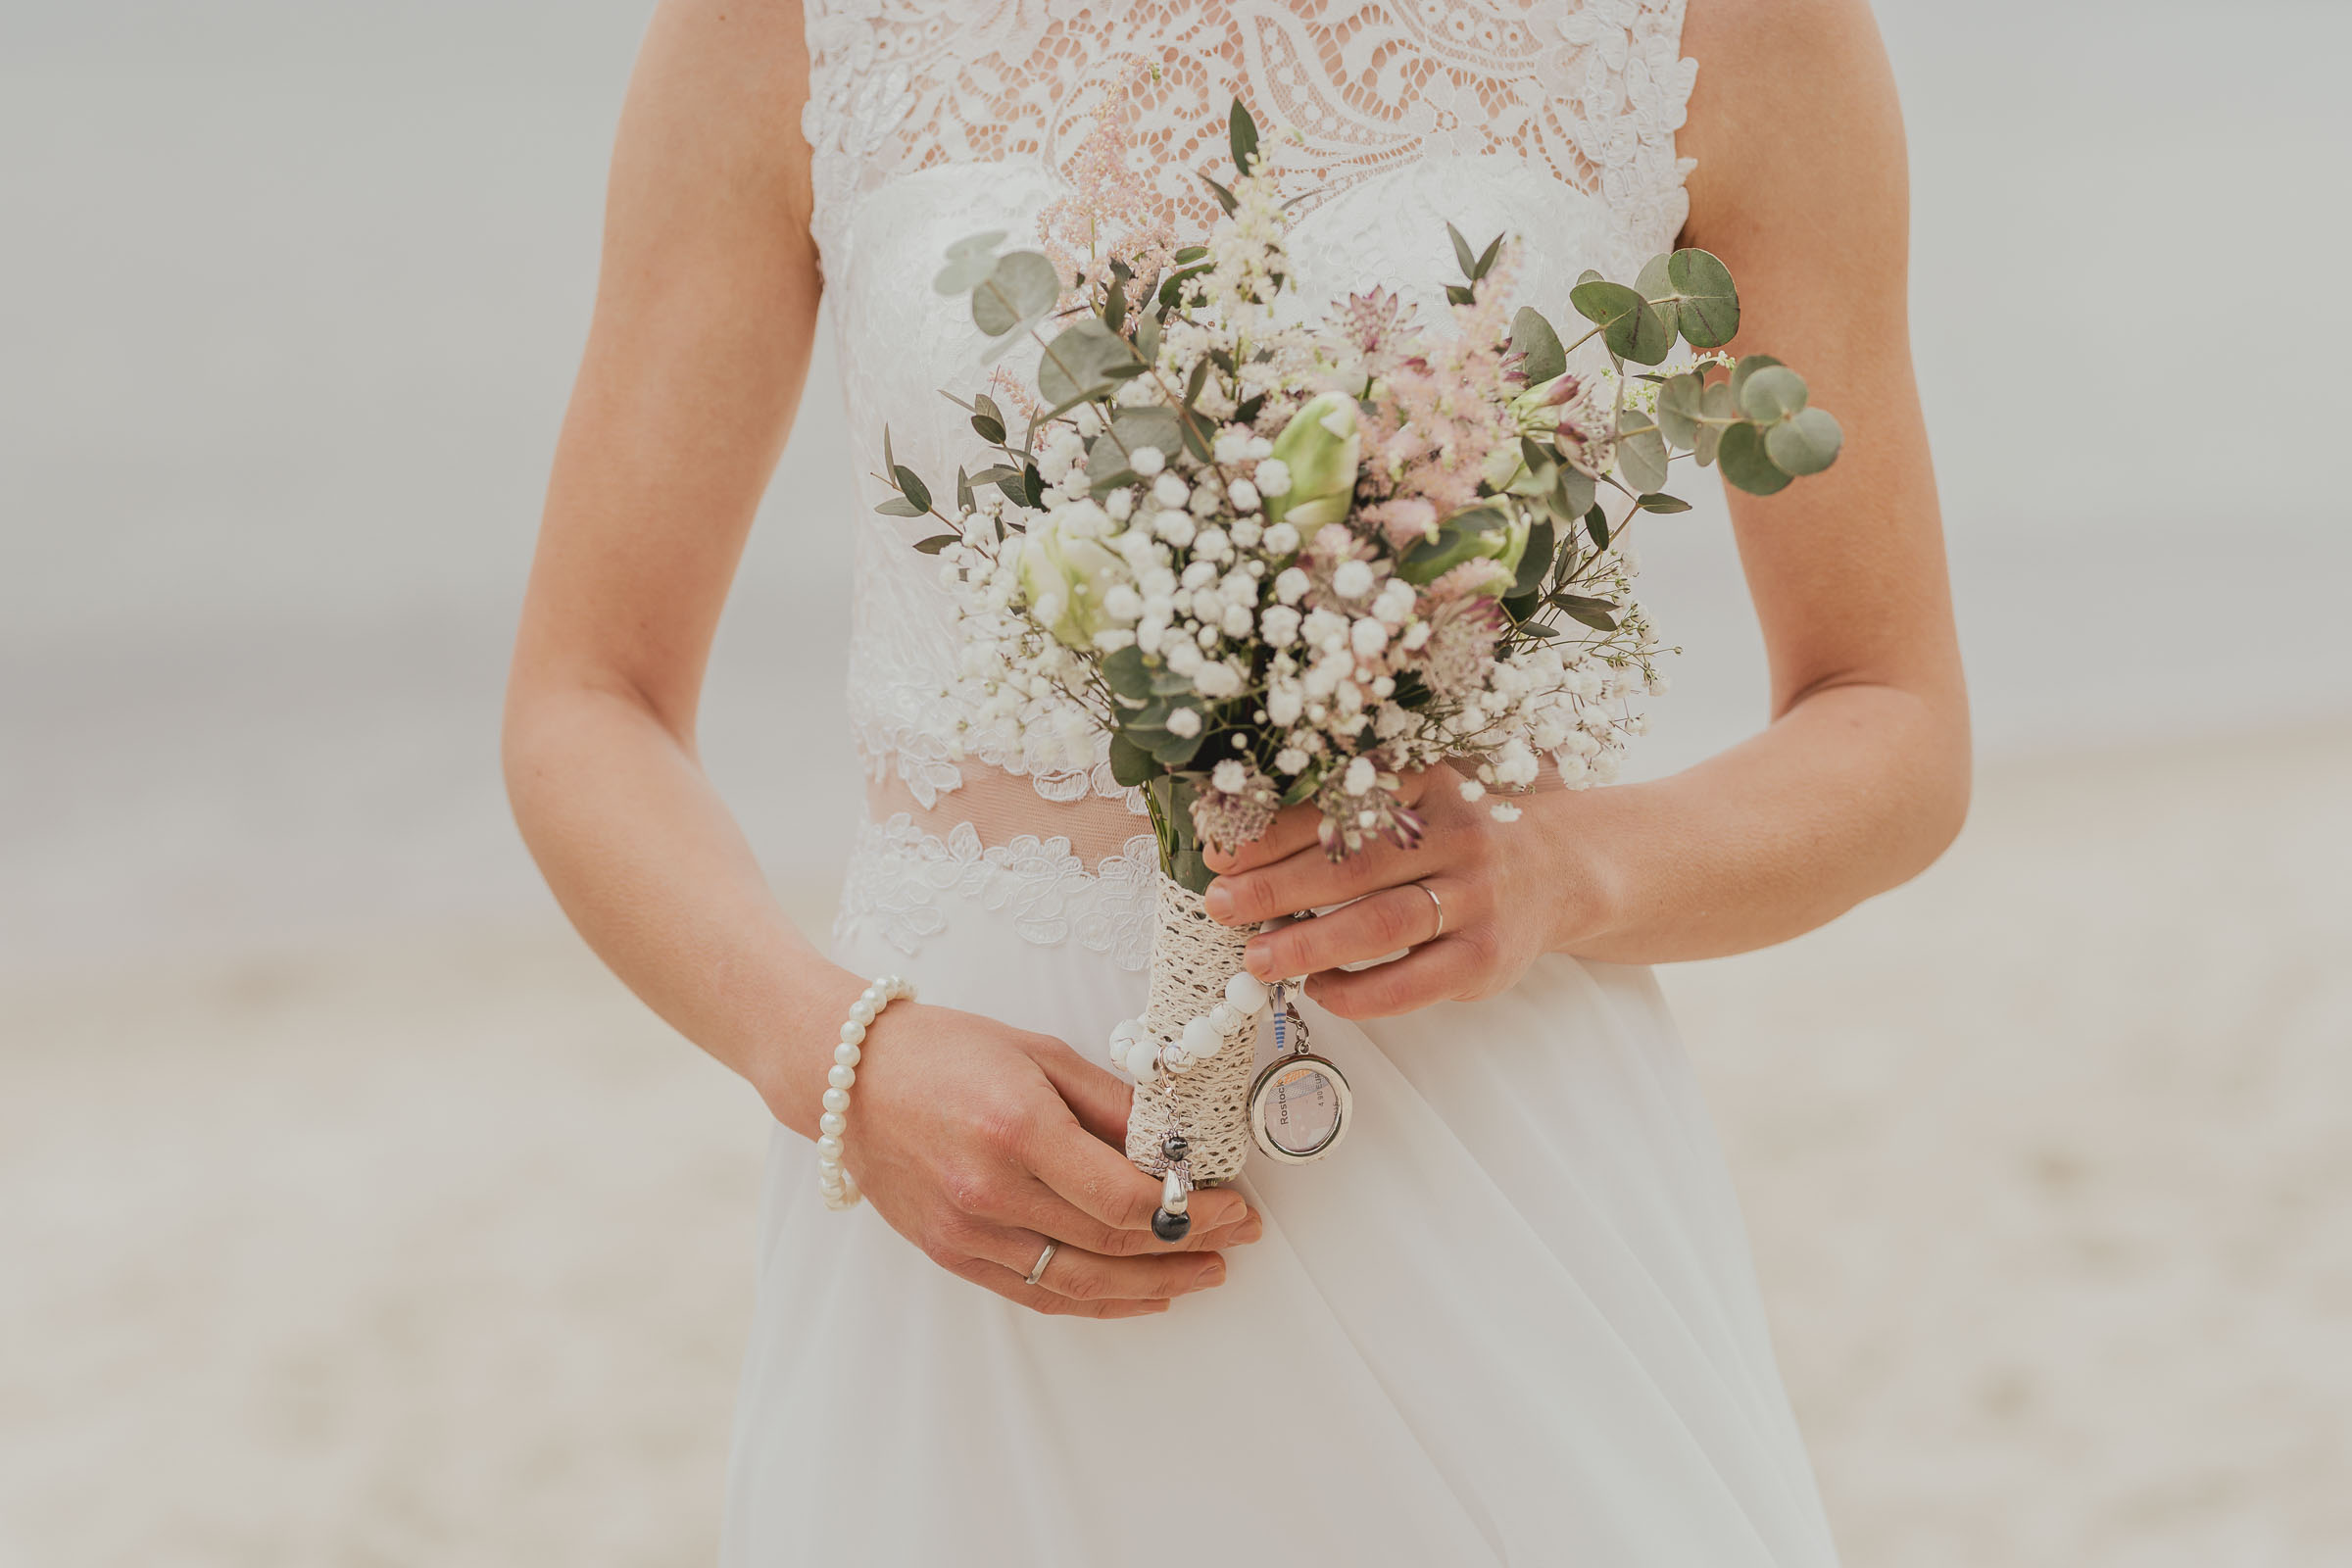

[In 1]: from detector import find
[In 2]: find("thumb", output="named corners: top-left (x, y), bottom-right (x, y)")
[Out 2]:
top-left (1031, 1040), bottom-right (1136, 1149)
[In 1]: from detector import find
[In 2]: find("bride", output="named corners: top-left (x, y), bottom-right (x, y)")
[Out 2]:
top-left (504, 0), bottom-right (1963, 1561)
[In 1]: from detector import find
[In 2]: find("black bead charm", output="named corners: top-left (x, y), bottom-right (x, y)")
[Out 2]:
top-left (1151, 1205), bottom-right (1193, 1242)
top-left (1162, 1134), bottom-right (1190, 1162)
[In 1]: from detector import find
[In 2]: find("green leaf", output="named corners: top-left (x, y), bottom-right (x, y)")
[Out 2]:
top-left (1635, 252), bottom-right (1674, 311)
top-left (1728, 353), bottom-right (1783, 403)
top-left (1569, 279), bottom-right (1673, 365)
top-left (1615, 408), bottom-right (1670, 493)
top-left (970, 412), bottom-right (1006, 444)
top-left (955, 466), bottom-right (974, 513)
top-left (1199, 173), bottom-right (1239, 217)
top-left (1135, 311), bottom-right (1161, 365)
top-left (1036, 318), bottom-right (1139, 409)
top-left (1108, 730), bottom-right (1164, 787)
top-left (1585, 503), bottom-right (1611, 550)
top-left (1229, 98), bottom-right (1260, 175)
top-left (892, 465), bottom-right (932, 514)
top-left (1764, 407), bottom-right (1843, 476)
top-left (1510, 307), bottom-right (1567, 387)
top-left (1174, 245), bottom-right (1208, 265)
top-left (1717, 422), bottom-right (1793, 495)
top-left (1736, 365), bottom-right (1808, 423)
top-left (873, 497), bottom-right (926, 517)
top-left (1666, 249), bottom-right (1740, 347)
top-left (1102, 277), bottom-right (1127, 331)
top-left (1655, 370), bottom-right (1705, 450)
top-left (1511, 517), bottom-right (1554, 598)
top-left (1550, 464), bottom-right (1596, 521)
top-left (1445, 283), bottom-right (1475, 308)
top-left (1150, 722), bottom-right (1206, 767)
top-left (1634, 492), bottom-right (1692, 514)
top-left (1168, 848), bottom-right (1216, 896)
top-left (1102, 645), bottom-right (1153, 702)
top-left (1473, 230), bottom-right (1504, 281)
top-left (1696, 381), bottom-right (1737, 466)
top-left (972, 251), bottom-right (1058, 337)
top-left (912, 532), bottom-right (958, 554)
top-left (1108, 405), bottom-right (1183, 463)
top-left (932, 229), bottom-right (1007, 294)
top-left (1447, 221), bottom-right (1477, 279)
top-left (1549, 592), bottom-right (1620, 631)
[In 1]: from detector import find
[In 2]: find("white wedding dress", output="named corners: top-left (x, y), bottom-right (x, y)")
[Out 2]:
top-left (722, 3), bottom-right (1843, 1562)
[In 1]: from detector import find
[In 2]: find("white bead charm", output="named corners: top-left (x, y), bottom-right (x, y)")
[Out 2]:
top-left (1224, 971), bottom-right (1269, 1014)
top-left (815, 973), bottom-right (914, 1211)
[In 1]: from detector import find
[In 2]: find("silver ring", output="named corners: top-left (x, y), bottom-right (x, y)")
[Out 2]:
top-left (1414, 881), bottom-right (1446, 940)
top-left (1023, 1241), bottom-right (1057, 1287)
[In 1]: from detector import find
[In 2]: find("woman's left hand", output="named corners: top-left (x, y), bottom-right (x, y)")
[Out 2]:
top-left (1200, 768), bottom-right (1619, 1019)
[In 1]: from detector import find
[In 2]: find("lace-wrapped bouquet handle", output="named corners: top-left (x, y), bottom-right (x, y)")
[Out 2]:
top-left (871, 90), bottom-right (1843, 1188)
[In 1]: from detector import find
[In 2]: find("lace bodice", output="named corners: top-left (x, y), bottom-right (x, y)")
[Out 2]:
top-left (802, 0), bottom-right (1697, 819)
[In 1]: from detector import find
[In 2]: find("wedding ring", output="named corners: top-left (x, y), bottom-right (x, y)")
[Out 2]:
top-left (1414, 881), bottom-right (1446, 941)
top-left (1023, 1241), bottom-right (1058, 1287)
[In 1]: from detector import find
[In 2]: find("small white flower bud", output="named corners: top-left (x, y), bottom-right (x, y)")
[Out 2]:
top-left (1228, 478), bottom-right (1261, 513)
top-left (1166, 707), bottom-right (1202, 738)
top-left (1274, 566), bottom-right (1312, 605)
top-left (1254, 457), bottom-right (1293, 497)
top-left (1153, 472), bottom-right (1191, 509)
top-left (1129, 445), bottom-right (1166, 476)
top-left (1275, 747), bottom-right (1310, 774)
top-left (1332, 560), bottom-right (1374, 599)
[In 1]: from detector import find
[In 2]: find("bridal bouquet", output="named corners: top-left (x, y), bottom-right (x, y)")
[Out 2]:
top-left (874, 96), bottom-right (1841, 1202)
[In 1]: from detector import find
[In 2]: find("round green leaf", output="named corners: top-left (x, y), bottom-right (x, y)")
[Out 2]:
top-left (1728, 353), bottom-right (1782, 402)
top-left (1510, 306), bottom-right (1567, 387)
top-left (1764, 407), bottom-right (1842, 476)
top-left (1717, 422), bottom-right (1793, 496)
top-left (1695, 381), bottom-right (1736, 467)
top-left (1036, 318), bottom-right (1139, 410)
top-left (1569, 279), bottom-right (1674, 366)
top-left (1665, 249), bottom-right (1740, 347)
top-left (972, 250), bottom-right (1060, 336)
top-left (1655, 370), bottom-right (1705, 450)
top-left (1736, 365), bottom-right (1808, 423)
top-left (1614, 409), bottom-right (1670, 493)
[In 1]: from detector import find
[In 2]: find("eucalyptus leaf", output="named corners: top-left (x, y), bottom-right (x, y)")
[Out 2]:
top-left (1199, 173), bottom-right (1239, 217)
top-left (1585, 503), bottom-right (1611, 550)
top-left (1736, 365), bottom-right (1808, 423)
top-left (1549, 593), bottom-right (1620, 631)
top-left (1511, 517), bottom-right (1554, 598)
top-left (912, 532), bottom-right (958, 554)
top-left (1615, 409), bottom-right (1670, 493)
top-left (1150, 722), bottom-right (1206, 767)
top-left (1473, 230), bottom-right (1504, 281)
top-left (873, 498), bottom-right (926, 517)
top-left (1728, 353), bottom-right (1783, 403)
top-left (1635, 252), bottom-right (1675, 315)
top-left (1510, 306), bottom-right (1567, 386)
top-left (1109, 405), bottom-right (1183, 461)
top-left (1695, 381), bottom-right (1737, 466)
top-left (1447, 221), bottom-right (1477, 280)
top-left (971, 250), bottom-right (1058, 336)
top-left (1665, 249), bottom-right (1740, 347)
top-left (892, 465), bottom-right (932, 514)
top-left (1634, 492), bottom-right (1693, 514)
top-left (1717, 422), bottom-right (1794, 495)
top-left (970, 412), bottom-right (1006, 444)
top-left (1656, 370), bottom-right (1705, 450)
top-left (1036, 318), bottom-right (1139, 409)
top-left (1108, 730), bottom-right (1163, 787)
top-left (1764, 407), bottom-right (1843, 476)
top-left (955, 466), bottom-right (973, 513)
top-left (1102, 646), bottom-right (1153, 702)
top-left (1230, 99), bottom-right (1260, 175)
top-left (1569, 278), bottom-right (1673, 365)
top-left (932, 229), bottom-right (1007, 294)
top-left (1552, 464), bottom-right (1596, 520)
top-left (1135, 311), bottom-right (1161, 365)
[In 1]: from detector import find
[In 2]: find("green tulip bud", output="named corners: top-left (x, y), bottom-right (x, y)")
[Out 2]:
top-left (1262, 391), bottom-right (1361, 531)
top-left (1017, 519), bottom-right (1128, 650)
top-left (1395, 504), bottom-right (1523, 589)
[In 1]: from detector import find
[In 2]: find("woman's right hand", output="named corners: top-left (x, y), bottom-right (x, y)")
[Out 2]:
top-left (783, 1001), bottom-right (1261, 1319)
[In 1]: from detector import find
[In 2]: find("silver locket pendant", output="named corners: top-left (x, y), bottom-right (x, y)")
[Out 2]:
top-left (1247, 988), bottom-right (1351, 1164)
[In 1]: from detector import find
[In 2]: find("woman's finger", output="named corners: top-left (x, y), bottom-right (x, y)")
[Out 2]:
top-left (1206, 830), bottom-right (1425, 927)
top-left (1004, 1173), bottom-right (1261, 1257)
top-left (1243, 878), bottom-right (1458, 980)
top-left (1201, 800), bottom-right (1321, 875)
top-left (1019, 1103), bottom-right (1253, 1238)
top-left (1303, 935), bottom-right (1487, 1019)
top-left (976, 1225), bottom-right (1233, 1304)
top-left (1029, 1040), bottom-right (1135, 1148)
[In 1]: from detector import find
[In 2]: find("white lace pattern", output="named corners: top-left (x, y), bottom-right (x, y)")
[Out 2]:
top-left (835, 813), bottom-right (1161, 971)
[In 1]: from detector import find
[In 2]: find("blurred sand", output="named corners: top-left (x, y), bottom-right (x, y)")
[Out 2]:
top-left (4, 722), bottom-right (2348, 1568)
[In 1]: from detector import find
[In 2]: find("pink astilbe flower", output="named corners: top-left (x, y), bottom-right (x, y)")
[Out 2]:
top-left (1415, 593), bottom-right (1508, 701)
top-left (1338, 287), bottom-right (1417, 371)
top-left (1189, 763), bottom-right (1282, 858)
top-left (1313, 758), bottom-right (1426, 859)
top-left (1040, 66), bottom-right (1176, 299)
top-left (1359, 496), bottom-right (1439, 550)
top-left (1359, 244), bottom-right (1524, 516)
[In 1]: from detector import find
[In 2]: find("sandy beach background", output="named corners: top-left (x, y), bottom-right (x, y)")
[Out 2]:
top-left (4, 2), bottom-right (2349, 1563)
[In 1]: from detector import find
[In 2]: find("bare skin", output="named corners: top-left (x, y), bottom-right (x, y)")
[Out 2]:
top-left (504, 0), bottom-right (1963, 1313)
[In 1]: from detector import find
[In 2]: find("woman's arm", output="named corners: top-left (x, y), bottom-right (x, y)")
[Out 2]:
top-left (504, 0), bottom-right (1250, 1311)
top-left (1204, 0), bottom-right (1969, 1008)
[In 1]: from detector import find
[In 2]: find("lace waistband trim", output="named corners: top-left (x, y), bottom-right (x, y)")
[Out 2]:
top-left (833, 813), bottom-right (1160, 972)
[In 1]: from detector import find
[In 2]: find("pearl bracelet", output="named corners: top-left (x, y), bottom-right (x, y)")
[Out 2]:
top-left (816, 972), bottom-right (915, 1211)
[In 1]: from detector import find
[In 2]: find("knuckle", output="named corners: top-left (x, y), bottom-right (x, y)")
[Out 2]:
top-left (941, 1162), bottom-right (1004, 1217)
top-left (1367, 893), bottom-right (1414, 948)
top-left (970, 1102), bottom-right (1032, 1162)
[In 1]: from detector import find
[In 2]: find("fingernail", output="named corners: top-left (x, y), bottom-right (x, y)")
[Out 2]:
top-left (1196, 1257), bottom-right (1227, 1288)
top-left (1203, 886), bottom-right (1232, 921)
top-left (1235, 1217), bottom-right (1264, 1244)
